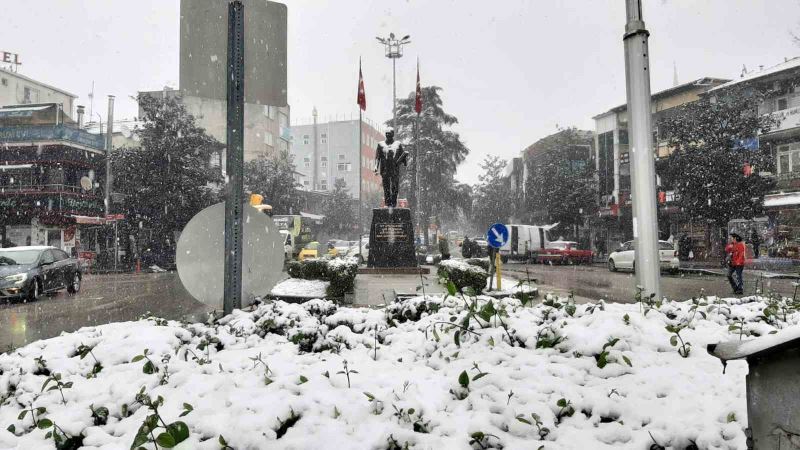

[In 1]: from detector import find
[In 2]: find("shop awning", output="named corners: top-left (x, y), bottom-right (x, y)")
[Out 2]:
top-left (0, 105), bottom-right (52, 118)
top-left (300, 212), bottom-right (325, 221)
top-left (764, 192), bottom-right (800, 208)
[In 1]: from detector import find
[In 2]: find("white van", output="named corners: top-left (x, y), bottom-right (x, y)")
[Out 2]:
top-left (498, 224), bottom-right (550, 262)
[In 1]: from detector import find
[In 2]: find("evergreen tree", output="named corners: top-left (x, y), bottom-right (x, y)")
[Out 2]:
top-left (658, 86), bottom-right (779, 251)
top-left (524, 128), bottom-right (595, 238)
top-left (112, 94), bottom-right (222, 250)
top-left (472, 156), bottom-right (513, 232)
top-left (322, 179), bottom-right (355, 238)
top-left (243, 150), bottom-right (299, 214)
top-left (391, 86), bottom-right (469, 242)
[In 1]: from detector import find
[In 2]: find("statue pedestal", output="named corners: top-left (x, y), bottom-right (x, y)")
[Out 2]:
top-left (367, 208), bottom-right (416, 268)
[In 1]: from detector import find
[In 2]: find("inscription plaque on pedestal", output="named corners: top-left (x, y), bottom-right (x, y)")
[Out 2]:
top-left (368, 208), bottom-right (416, 268)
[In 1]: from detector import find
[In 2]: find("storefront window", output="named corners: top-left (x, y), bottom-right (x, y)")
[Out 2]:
top-left (777, 143), bottom-right (800, 174)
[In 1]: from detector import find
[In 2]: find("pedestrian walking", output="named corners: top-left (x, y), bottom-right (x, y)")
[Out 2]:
top-left (750, 228), bottom-right (761, 259)
top-left (725, 231), bottom-right (746, 295)
top-left (462, 236), bottom-right (472, 258)
top-left (438, 235), bottom-right (450, 260)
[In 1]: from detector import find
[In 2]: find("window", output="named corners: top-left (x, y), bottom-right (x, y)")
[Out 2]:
top-left (303, 134), bottom-right (309, 145)
top-left (321, 133), bottom-right (327, 144)
top-left (303, 180), bottom-right (309, 186)
top-left (321, 156), bottom-right (327, 161)
top-left (320, 180), bottom-right (327, 190)
top-left (777, 143), bottom-right (800, 174)
top-left (339, 154), bottom-right (345, 160)
top-left (263, 105), bottom-right (277, 119)
top-left (777, 97), bottom-right (789, 111)
top-left (1, 78), bottom-right (7, 86)
top-left (321, 161), bottom-right (327, 168)
top-left (337, 162), bottom-right (349, 171)
top-left (263, 131), bottom-right (274, 146)
top-left (23, 86), bottom-right (39, 104)
top-left (304, 162), bottom-right (310, 168)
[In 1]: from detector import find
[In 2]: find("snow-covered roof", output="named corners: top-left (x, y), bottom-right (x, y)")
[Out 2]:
top-left (707, 326), bottom-right (800, 361)
top-left (0, 68), bottom-right (78, 99)
top-left (764, 192), bottom-right (800, 208)
top-left (593, 77), bottom-right (730, 119)
top-left (708, 57), bottom-right (800, 93)
top-left (0, 246), bottom-right (55, 251)
top-left (300, 212), bottom-right (325, 220)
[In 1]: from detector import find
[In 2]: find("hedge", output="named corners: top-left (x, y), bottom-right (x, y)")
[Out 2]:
top-left (437, 259), bottom-right (488, 293)
top-left (286, 258), bottom-right (358, 298)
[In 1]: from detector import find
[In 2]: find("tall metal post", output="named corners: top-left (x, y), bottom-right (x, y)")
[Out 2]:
top-left (623, 0), bottom-right (661, 300)
top-left (392, 58), bottom-right (397, 128)
top-left (223, 0), bottom-right (245, 314)
top-left (358, 107), bottom-right (363, 256)
top-left (104, 95), bottom-right (114, 217)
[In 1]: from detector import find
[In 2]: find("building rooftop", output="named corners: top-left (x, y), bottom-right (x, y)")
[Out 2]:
top-left (0, 68), bottom-right (78, 99)
top-left (708, 57), bottom-right (800, 93)
top-left (593, 77), bottom-right (731, 119)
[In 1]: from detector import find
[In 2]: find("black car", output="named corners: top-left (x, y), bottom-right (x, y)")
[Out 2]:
top-left (0, 246), bottom-right (82, 301)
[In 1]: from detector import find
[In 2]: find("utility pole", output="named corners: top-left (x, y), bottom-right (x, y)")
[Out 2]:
top-left (104, 95), bottom-right (114, 217)
top-left (376, 33), bottom-right (410, 129)
top-left (223, 0), bottom-right (245, 315)
top-left (623, 0), bottom-right (661, 300)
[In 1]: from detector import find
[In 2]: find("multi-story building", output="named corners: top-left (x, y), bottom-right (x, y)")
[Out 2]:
top-left (706, 58), bottom-right (800, 258)
top-left (504, 156), bottom-right (525, 222)
top-left (592, 77), bottom-right (729, 250)
top-left (290, 109), bottom-right (383, 198)
top-left (139, 88), bottom-right (290, 163)
top-left (0, 102), bottom-right (106, 257)
top-left (0, 68), bottom-right (75, 113)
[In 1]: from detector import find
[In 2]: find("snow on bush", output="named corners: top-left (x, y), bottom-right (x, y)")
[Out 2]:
top-left (0, 290), bottom-right (797, 449)
top-left (437, 259), bottom-right (488, 293)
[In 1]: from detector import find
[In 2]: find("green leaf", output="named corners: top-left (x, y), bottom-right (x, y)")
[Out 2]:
top-left (596, 353), bottom-right (608, 369)
top-left (143, 361), bottom-right (156, 374)
top-left (363, 392), bottom-right (375, 401)
top-left (6, 424), bottom-right (15, 434)
top-left (407, 408), bottom-right (415, 415)
top-left (63, 382), bottom-right (73, 389)
top-left (17, 410), bottom-right (27, 420)
top-left (516, 415), bottom-right (532, 425)
top-left (219, 435), bottom-right (228, 445)
top-left (458, 370), bottom-right (469, 388)
top-left (488, 336), bottom-right (495, 347)
top-left (726, 412), bottom-right (736, 423)
top-left (670, 335), bottom-right (678, 347)
top-left (45, 431), bottom-right (52, 439)
top-left (454, 330), bottom-right (461, 347)
top-left (446, 281), bottom-right (457, 296)
top-left (155, 432), bottom-right (177, 448)
top-left (37, 418), bottom-right (53, 429)
top-left (41, 378), bottom-right (51, 392)
top-left (432, 326), bottom-right (440, 342)
top-left (166, 421), bottom-right (190, 444)
top-left (472, 372), bottom-right (489, 382)
top-left (298, 375), bottom-right (308, 384)
top-left (131, 355), bottom-right (145, 363)
top-left (557, 398), bottom-right (567, 408)
top-left (622, 355), bottom-right (632, 367)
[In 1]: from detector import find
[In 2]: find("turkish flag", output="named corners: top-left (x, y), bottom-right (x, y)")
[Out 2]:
top-left (414, 60), bottom-right (422, 114)
top-left (357, 58), bottom-right (366, 111)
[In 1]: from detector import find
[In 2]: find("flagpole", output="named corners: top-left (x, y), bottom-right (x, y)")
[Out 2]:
top-left (358, 58), bottom-right (364, 261)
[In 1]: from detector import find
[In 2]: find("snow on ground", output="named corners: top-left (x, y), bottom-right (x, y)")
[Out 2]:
top-left (271, 278), bottom-right (330, 298)
top-left (0, 291), bottom-right (798, 450)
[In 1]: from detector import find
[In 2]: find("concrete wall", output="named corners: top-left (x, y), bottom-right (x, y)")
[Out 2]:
top-left (0, 69), bottom-right (75, 114)
top-left (746, 348), bottom-right (800, 449)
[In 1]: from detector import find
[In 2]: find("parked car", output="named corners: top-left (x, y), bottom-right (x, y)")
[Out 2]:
top-left (415, 244), bottom-right (441, 265)
top-left (346, 240), bottom-right (369, 264)
top-left (298, 242), bottom-right (320, 261)
top-left (471, 237), bottom-right (489, 257)
top-left (0, 246), bottom-right (82, 301)
top-left (329, 240), bottom-right (354, 256)
top-left (607, 240), bottom-right (679, 273)
top-left (537, 241), bottom-right (593, 265)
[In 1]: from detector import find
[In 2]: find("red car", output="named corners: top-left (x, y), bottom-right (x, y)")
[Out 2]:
top-left (536, 241), bottom-right (593, 265)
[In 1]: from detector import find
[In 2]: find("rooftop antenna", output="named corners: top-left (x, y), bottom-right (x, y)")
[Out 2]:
top-left (88, 81), bottom-right (95, 121)
top-left (741, 64), bottom-right (748, 78)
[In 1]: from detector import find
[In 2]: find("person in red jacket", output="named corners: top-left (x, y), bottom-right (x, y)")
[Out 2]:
top-left (725, 232), bottom-right (746, 295)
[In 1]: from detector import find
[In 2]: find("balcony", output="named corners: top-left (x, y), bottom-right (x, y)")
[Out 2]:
top-left (0, 184), bottom-right (103, 219)
top-left (0, 125), bottom-right (106, 151)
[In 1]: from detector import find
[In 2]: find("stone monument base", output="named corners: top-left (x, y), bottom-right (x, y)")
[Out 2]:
top-left (367, 207), bottom-right (417, 268)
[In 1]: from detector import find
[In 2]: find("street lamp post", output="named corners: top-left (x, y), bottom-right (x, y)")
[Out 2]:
top-left (623, 0), bottom-right (661, 300)
top-left (375, 33), bottom-right (411, 129)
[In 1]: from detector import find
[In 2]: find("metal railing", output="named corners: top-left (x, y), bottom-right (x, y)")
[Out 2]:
top-left (0, 184), bottom-right (93, 195)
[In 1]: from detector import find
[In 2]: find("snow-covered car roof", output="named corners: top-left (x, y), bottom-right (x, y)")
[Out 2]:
top-left (548, 240), bottom-right (577, 245)
top-left (0, 246), bottom-right (56, 251)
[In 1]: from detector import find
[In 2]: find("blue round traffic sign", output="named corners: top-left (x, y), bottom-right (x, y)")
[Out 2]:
top-left (486, 223), bottom-right (509, 248)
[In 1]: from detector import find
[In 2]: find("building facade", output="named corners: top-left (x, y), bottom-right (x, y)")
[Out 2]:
top-left (0, 103), bottom-right (107, 258)
top-left (139, 88), bottom-right (291, 163)
top-left (592, 77), bottom-right (729, 251)
top-left (290, 111), bottom-right (383, 198)
top-left (707, 58), bottom-right (800, 260)
top-left (0, 68), bottom-right (75, 114)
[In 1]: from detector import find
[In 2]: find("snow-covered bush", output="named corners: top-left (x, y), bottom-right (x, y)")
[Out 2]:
top-left (284, 258), bottom-right (358, 298)
top-left (1, 291), bottom-right (798, 449)
top-left (437, 259), bottom-right (488, 293)
top-left (464, 257), bottom-right (491, 272)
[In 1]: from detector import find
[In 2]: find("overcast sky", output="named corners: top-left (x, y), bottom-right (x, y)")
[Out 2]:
top-left (2, 0), bottom-right (799, 184)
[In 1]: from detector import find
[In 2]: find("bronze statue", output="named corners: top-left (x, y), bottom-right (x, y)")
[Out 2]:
top-left (373, 128), bottom-right (408, 207)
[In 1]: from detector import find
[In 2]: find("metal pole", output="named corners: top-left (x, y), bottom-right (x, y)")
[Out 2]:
top-left (392, 57), bottom-right (397, 129)
top-left (104, 95), bottom-right (114, 217)
top-left (623, 0), bottom-right (661, 300)
top-left (358, 107), bottom-right (363, 259)
top-left (223, 0), bottom-right (245, 314)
